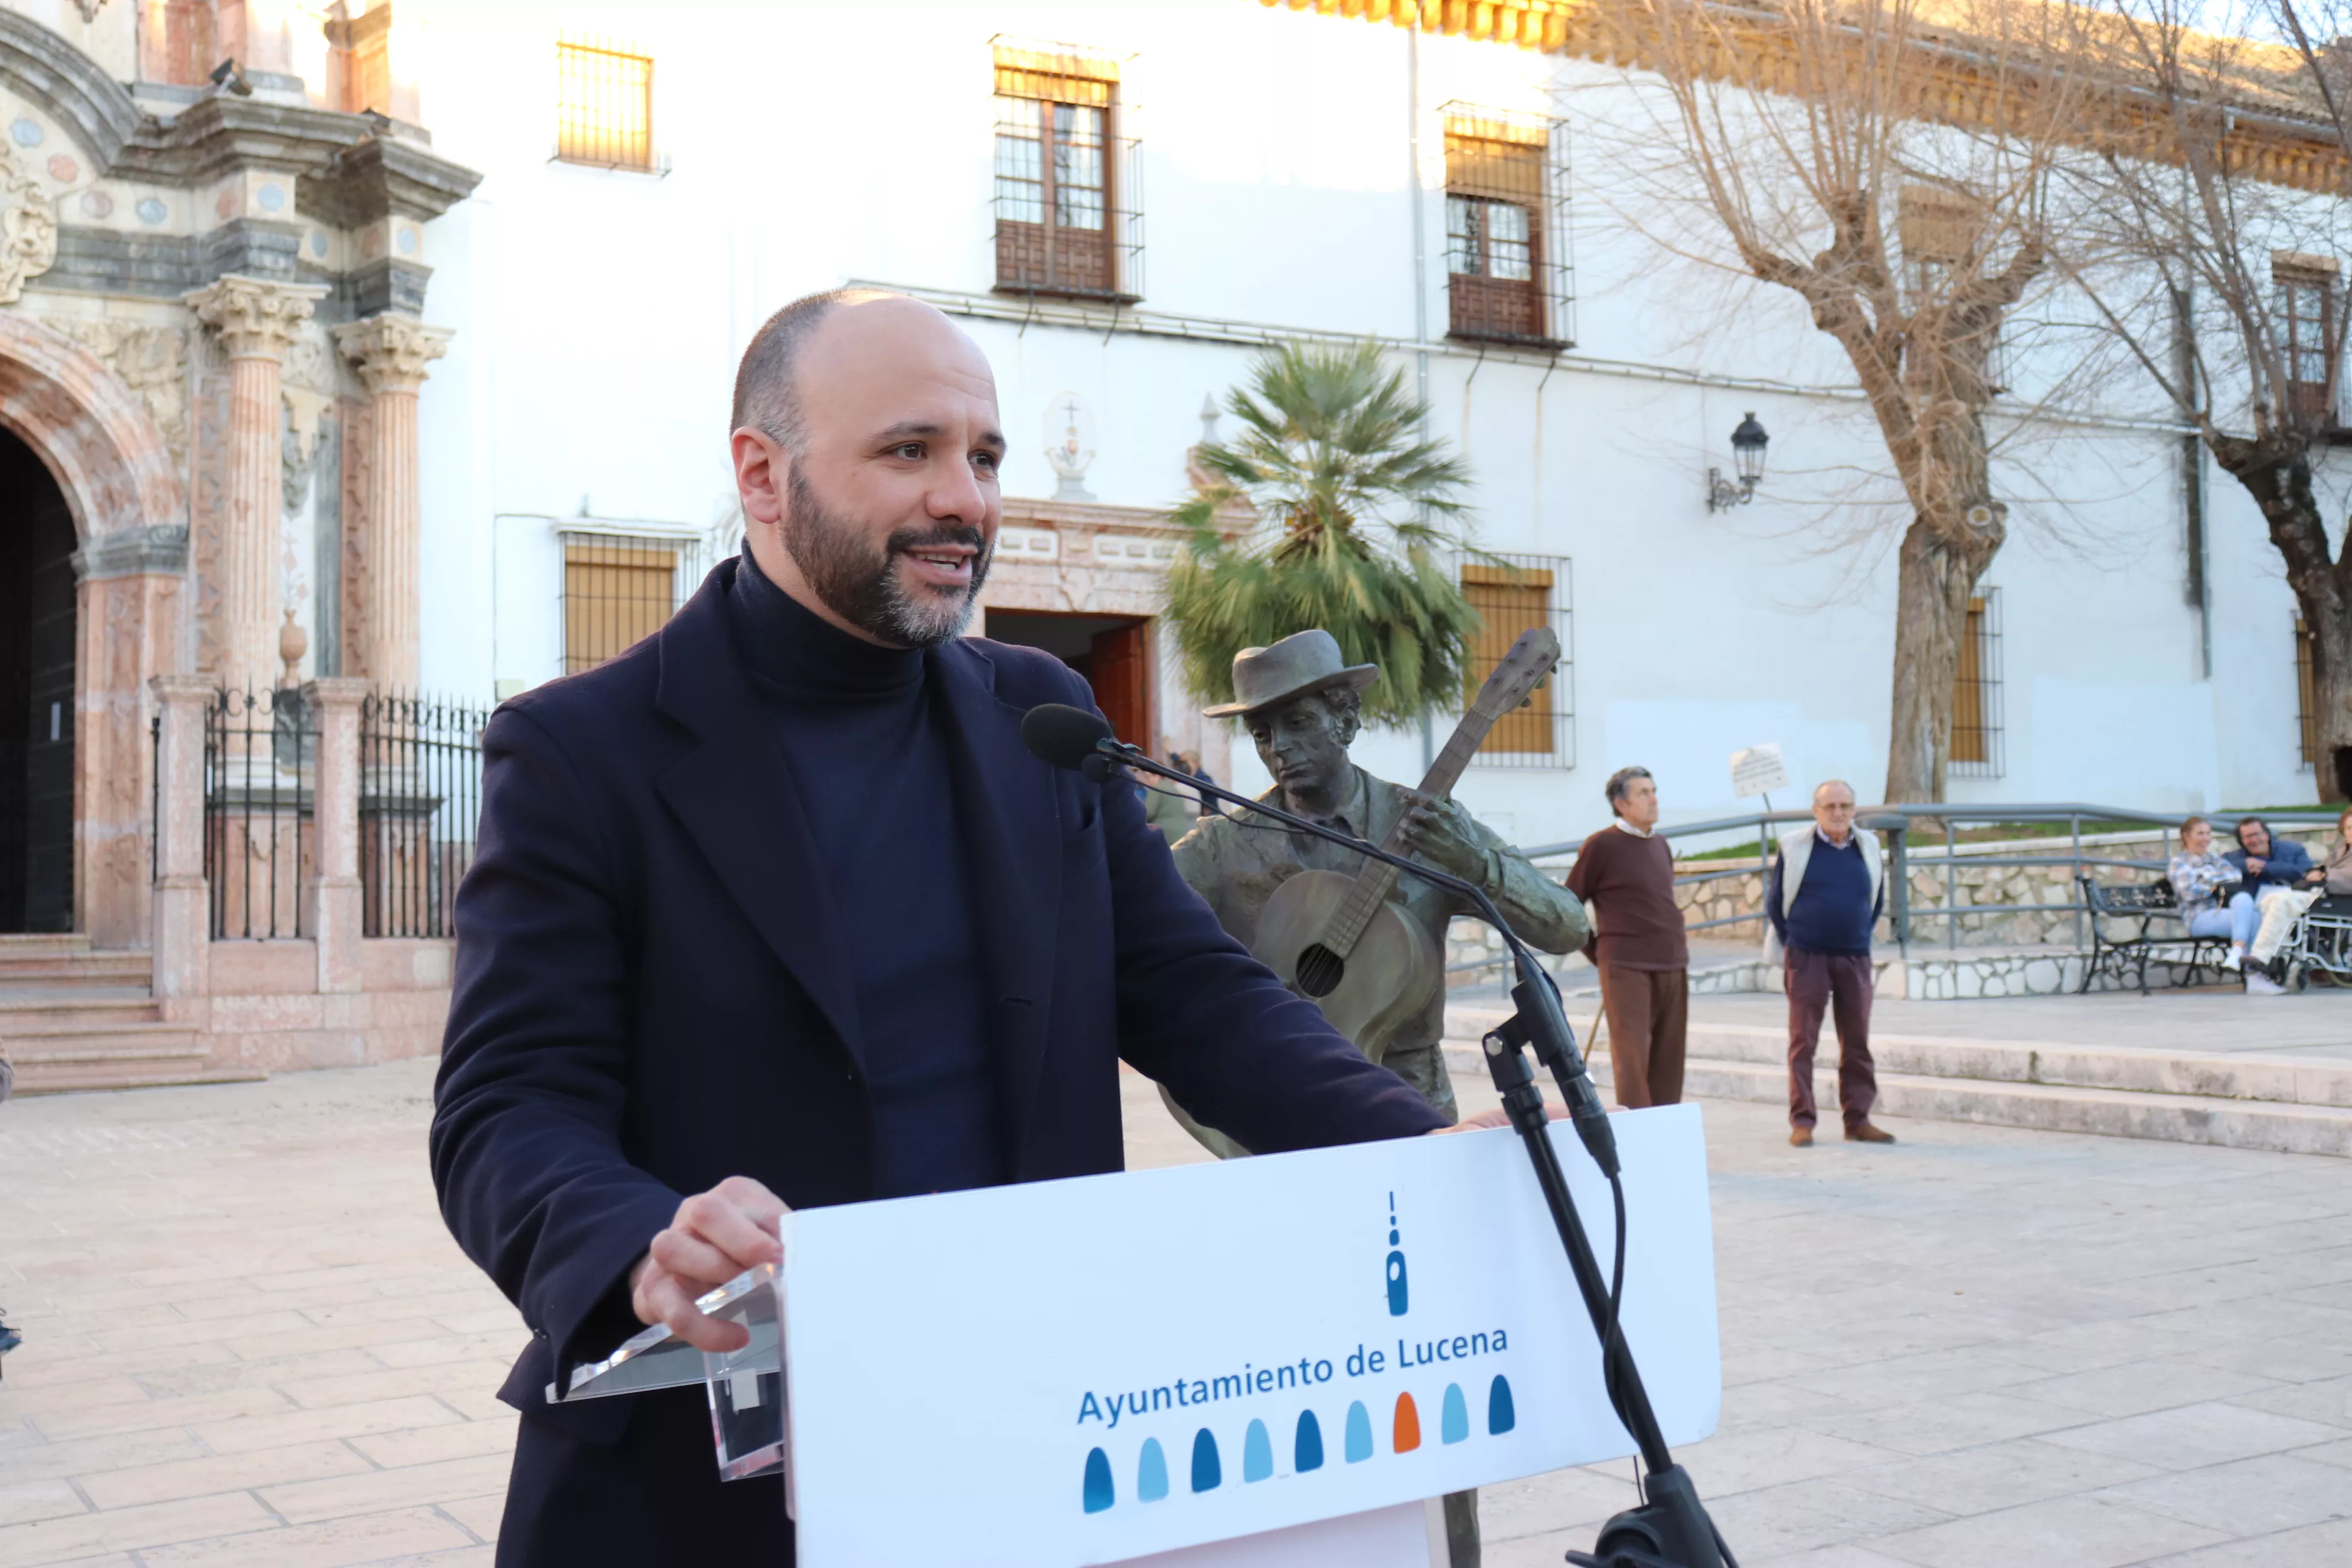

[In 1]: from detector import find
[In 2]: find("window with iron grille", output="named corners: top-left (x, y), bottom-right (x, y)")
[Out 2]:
top-left (2275, 257), bottom-right (2338, 427)
top-left (1458, 554), bottom-right (1574, 768)
top-left (1442, 104), bottom-right (1572, 350)
top-left (1900, 186), bottom-right (2007, 395)
top-left (556, 36), bottom-right (657, 172)
top-left (2298, 619), bottom-right (2319, 768)
top-left (561, 533), bottom-right (680, 674)
top-left (1950, 589), bottom-right (2004, 778)
top-left (992, 38), bottom-right (1142, 302)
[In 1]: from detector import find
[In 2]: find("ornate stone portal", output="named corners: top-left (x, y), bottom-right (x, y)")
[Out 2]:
top-left (0, 140), bottom-right (57, 305)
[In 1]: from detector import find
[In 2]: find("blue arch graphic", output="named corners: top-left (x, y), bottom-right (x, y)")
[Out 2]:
top-left (1138, 1438), bottom-right (1170, 1502)
top-left (1488, 1375), bottom-right (1517, 1435)
top-left (1442, 1383), bottom-right (1469, 1444)
top-left (1243, 1419), bottom-right (1273, 1482)
top-left (1344, 1400), bottom-right (1374, 1463)
top-left (1191, 1427), bottom-right (1223, 1492)
top-left (1083, 1447), bottom-right (1115, 1513)
top-left (1295, 1409), bottom-right (1325, 1472)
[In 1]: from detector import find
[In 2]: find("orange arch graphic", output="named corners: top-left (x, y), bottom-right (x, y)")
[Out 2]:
top-left (1393, 1391), bottom-right (1422, 1453)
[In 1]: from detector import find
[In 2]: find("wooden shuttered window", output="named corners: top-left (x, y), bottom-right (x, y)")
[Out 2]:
top-left (1462, 563), bottom-right (1554, 754)
top-left (1952, 597), bottom-right (1989, 765)
top-left (563, 538), bottom-right (677, 674)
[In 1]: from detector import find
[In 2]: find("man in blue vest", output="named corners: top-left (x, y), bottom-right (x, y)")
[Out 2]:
top-left (1765, 779), bottom-right (1897, 1148)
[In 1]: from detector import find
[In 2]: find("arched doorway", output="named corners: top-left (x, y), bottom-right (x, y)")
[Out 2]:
top-left (0, 426), bottom-right (77, 932)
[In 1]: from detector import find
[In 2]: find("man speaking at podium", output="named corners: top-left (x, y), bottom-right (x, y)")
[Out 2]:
top-left (430, 290), bottom-right (1451, 1564)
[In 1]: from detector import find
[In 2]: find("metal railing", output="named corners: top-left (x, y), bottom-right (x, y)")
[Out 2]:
top-left (1517, 802), bottom-right (2347, 956)
top-left (204, 685), bottom-right (316, 940)
top-left (360, 691), bottom-right (489, 939)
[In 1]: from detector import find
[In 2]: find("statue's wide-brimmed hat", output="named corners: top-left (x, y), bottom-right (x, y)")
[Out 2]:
top-left (1202, 630), bottom-right (1381, 718)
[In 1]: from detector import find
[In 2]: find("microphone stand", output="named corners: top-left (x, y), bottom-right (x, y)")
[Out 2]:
top-left (1104, 743), bottom-right (1732, 1568)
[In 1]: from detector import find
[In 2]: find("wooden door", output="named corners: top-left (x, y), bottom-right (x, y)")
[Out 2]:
top-left (1089, 621), bottom-right (1151, 749)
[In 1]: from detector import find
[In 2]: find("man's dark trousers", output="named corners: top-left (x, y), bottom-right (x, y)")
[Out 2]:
top-left (1599, 964), bottom-right (1687, 1106)
top-left (1785, 948), bottom-right (1877, 1130)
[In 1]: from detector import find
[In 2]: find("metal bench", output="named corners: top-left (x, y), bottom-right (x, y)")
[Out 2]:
top-left (2078, 876), bottom-right (2233, 994)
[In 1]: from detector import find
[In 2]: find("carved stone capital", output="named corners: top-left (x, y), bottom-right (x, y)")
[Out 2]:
top-left (183, 275), bottom-right (328, 361)
top-left (333, 314), bottom-right (452, 396)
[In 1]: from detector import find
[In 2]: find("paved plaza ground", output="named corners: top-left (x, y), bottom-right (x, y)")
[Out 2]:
top-left (1, 1041), bottom-right (2347, 1566)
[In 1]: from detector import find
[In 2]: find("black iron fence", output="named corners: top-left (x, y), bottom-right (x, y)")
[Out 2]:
top-left (360, 690), bottom-right (489, 939)
top-left (204, 685), bottom-right (316, 940)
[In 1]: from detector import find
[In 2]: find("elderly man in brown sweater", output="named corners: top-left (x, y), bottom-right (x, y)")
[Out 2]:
top-left (1564, 766), bottom-right (1689, 1108)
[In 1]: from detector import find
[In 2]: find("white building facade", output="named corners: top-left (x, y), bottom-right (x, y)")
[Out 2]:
top-left (0, 0), bottom-right (2330, 958)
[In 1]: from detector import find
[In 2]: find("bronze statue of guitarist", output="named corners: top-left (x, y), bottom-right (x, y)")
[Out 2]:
top-left (1167, 630), bottom-right (1588, 1149)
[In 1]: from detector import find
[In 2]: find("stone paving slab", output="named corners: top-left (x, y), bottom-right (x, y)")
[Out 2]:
top-left (0, 1060), bottom-right (2346, 1566)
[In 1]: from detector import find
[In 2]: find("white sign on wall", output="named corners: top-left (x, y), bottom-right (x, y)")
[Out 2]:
top-left (780, 1107), bottom-right (1721, 1567)
top-left (1729, 743), bottom-right (1790, 801)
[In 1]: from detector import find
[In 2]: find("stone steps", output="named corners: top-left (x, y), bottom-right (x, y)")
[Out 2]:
top-left (0, 935), bottom-right (153, 986)
top-left (4, 1031), bottom-right (266, 1095)
top-left (1445, 1004), bottom-right (2352, 1158)
top-left (0, 953), bottom-right (263, 1093)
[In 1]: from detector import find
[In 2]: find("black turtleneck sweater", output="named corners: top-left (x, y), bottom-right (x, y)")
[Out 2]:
top-left (726, 551), bottom-right (1000, 1198)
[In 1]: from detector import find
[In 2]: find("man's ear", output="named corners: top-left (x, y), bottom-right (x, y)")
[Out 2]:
top-left (731, 427), bottom-right (789, 528)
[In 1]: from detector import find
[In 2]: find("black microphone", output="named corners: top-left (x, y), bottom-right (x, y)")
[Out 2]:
top-left (1019, 703), bottom-right (1119, 779)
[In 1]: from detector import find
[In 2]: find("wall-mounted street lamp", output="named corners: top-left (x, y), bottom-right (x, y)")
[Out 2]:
top-left (1706, 411), bottom-right (1770, 511)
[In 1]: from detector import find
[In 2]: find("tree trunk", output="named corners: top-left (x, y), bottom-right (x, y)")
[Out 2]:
top-left (1884, 513), bottom-right (2004, 804)
top-left (2209, 435), bottom-right (2352, 802)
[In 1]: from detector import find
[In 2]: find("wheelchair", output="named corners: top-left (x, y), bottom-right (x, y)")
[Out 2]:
top-left (2276, 895), bottom-right (2352, 992)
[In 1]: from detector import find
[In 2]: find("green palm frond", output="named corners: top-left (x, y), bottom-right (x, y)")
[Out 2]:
top-left (1165, 341), bottom-right (1487, 727)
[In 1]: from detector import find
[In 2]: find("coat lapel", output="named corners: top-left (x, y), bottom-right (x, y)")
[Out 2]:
top-left (931, 642), bottom-right (1062, 1170)
top-left (652, 563), bottom-right (865, 1068)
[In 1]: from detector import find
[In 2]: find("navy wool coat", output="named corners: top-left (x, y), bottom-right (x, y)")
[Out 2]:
top-left (429, 558), bottom-right (1443, 1565)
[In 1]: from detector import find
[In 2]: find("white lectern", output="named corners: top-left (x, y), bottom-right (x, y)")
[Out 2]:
top-left (556, 1105), bottom-right (1721, 1566)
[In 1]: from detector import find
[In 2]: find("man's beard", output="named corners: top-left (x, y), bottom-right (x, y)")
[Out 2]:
top-left (779, 467), bottom-right (992, 649)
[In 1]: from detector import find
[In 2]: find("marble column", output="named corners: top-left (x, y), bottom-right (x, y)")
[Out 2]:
top-left (184, 275), bottom-right (328, 690)
top-left (333, 313), bottom-right (450, 693)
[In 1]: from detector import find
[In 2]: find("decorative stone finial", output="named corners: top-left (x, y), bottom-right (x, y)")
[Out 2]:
top-left (1044, 390), bottom-right (1096, 503)
top-left (279, 609), bottom-right (308, 688)
top-left (1198, 393), bottom-right (1220, 446)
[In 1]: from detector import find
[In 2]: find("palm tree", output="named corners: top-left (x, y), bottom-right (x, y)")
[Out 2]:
top-left (1165, 341), bottom-right (1485, 729)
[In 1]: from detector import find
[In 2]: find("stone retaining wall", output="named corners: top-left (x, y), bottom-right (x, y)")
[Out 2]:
top-left (1445, 825), bottom-right (2336, 980)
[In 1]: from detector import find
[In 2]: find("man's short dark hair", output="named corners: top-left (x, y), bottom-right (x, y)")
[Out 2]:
top-left (731, 288), bottom-right (895, 456)
top-left (1605, 766), bottom-right (1652, 811)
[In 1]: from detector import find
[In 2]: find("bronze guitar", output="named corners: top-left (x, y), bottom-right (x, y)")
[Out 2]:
top-left (1247, 627), bottom-right (1563, 1066)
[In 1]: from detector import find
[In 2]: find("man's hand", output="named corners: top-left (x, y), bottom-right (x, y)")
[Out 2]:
top-left (1426, 1104), bottom-right (1569, 1135)
top-left (629, 1176), bottom-right (789, 1353)
top-left (2246, 855), bottom-right (2268, 876)
top-left (1396, 790), bottom-right (1488, 883)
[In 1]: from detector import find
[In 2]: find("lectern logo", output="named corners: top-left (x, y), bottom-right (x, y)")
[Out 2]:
top-left (1385, 1191), bottom-right (1408, 1318)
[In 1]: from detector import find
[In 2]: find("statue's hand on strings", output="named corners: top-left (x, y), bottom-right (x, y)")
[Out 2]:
top-left (1396, 789), bottom-right (1487, 884)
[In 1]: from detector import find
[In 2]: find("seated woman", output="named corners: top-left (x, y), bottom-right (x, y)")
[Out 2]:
top-left (2168, 816), bottom-right (2263, 976)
